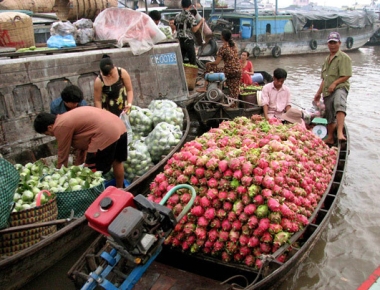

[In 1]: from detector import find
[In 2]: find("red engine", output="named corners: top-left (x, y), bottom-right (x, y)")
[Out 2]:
top-left (85, 186), bottom-right (135, 236)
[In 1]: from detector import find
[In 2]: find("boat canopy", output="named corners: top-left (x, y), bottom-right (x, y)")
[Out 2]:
top-left (287, 10), bottom-right (377, 31)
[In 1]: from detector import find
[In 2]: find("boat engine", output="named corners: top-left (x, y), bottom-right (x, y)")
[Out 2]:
top-left (82, 184), bottom-right (196, 290)
top-left (204, 72), bottom-right (227, 102)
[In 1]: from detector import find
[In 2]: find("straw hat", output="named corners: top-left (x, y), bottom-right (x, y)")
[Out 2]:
top-left (280, 108), bottom-right (303, 124)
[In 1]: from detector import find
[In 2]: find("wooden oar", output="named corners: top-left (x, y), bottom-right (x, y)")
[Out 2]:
top-left (0, 210), bottom-right (76, 234)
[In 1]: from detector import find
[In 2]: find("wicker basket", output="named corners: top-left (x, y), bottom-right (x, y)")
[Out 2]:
top-left (184, 65), bottom-right (198, 91)
top-left (0, 198), bottom-right (58, 256)
top-left (0, 12), bottom-right (35, 49)
top-left (53, 0), bottom-right (118, 21)
top-left (0, 0), bottom-right (56, 13)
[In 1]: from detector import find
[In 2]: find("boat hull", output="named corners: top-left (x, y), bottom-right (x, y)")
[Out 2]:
top-left (0, 216), bottom-right (97, 290)
top-left (67, 121), bottom-right (349, 289)
top-left (229, 27), bottom-right (375, 57)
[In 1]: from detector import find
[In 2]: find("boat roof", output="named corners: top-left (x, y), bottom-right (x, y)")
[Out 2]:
top-left (286, 9), bottom-right (377, 29)
top-left (210, 9), bottom-right (377, 29)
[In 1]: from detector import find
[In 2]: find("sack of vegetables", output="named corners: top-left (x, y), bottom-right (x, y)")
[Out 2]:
top-left (42, 165), bottom-right (105, 219)
top-left (124, 139), bottom-right (154, 182)
top-left (145, 122), bottom-right (183, 163)
top-left (129, 106), bottom-right (154, 137)
top-left (149, 99), bottom-right (184, 129)
top-left (0, 158), bottom-right (20, 230)
top-left (13, 161), bottom-right (105, 219)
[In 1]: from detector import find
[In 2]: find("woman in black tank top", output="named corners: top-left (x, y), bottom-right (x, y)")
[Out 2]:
top-left (94, 56), bottom-right (134, 116)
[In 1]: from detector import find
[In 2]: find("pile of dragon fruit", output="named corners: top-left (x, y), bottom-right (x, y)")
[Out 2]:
top-left (147, 115), bottom-right (337, 268)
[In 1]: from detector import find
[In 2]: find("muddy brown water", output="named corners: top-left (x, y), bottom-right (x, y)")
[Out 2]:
top-left (25, 46), bottom-right (380, 290)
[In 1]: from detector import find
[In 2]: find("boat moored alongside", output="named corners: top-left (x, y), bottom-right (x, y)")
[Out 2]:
top-left (208, 8), bottom-right (378, 58)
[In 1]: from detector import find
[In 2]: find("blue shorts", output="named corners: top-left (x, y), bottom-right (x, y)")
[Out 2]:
top-left (323, 88), bottom-right (348, 124)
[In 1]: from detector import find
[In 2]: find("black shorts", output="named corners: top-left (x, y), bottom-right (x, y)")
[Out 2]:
top-left (85, 132), bottom-right (128, 174)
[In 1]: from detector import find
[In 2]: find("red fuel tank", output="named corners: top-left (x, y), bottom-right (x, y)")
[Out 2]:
top-left (85, 186), bottom-right (135, 236)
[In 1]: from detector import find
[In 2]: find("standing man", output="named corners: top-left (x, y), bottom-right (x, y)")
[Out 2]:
top-left (174, 0), bottom-right (204, 65)
top-left (314, 32), bottom-right (352, 144)
top-left (33, 107), bottom-right (128, 188)
top-left (261, 68), bottom-right (291, 121)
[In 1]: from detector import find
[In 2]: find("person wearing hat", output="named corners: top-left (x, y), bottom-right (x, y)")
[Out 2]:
top-left (280, 108), bottom-right (306, 129)
top-left (94, 55), bottom-right (134, 117)
top-left (313, 32), bottom-right (352, 144)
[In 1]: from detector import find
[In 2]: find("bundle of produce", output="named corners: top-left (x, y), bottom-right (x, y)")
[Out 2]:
top-left (147, 115), bottom-right (337, 268)
top-left (13, 161), bottom-right (105, 212)
top-left (124, 139), bottom-right (154, 182)
top-left (240, 85), bottom-right (263, 92)
top-left (145, 122), bottom-right (183, 163)
top-left (148, 100), bottom-right (184, 129)
top-left (129, 106), bottom-right (153, 137)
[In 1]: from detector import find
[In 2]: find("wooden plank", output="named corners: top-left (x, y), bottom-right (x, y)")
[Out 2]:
top-left (134, 262), bottom-right (230, 290)
top-left (0, 41), bottom-right (119, 58)
top-left (151, 274), bottom-right (176, 290)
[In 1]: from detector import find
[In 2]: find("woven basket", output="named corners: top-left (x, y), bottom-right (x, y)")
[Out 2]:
top-left (0, 198), bottom-right (58, 256)
top-left (0, 12), bottom-right (35, 49)
top-left (0, 0), bottom-right (56, 13)
top-left (184, 65), bottom-right (198, 91)
top-left (53, 0), bottom-right (118, 21)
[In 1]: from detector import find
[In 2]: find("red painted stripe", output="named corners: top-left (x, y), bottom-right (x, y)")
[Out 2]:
top-left (358, 266), bottom-right (380, 290)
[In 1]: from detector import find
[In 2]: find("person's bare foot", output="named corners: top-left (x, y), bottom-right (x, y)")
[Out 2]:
top-left (324, 138), bottom-right (335, 145)
top-left (337, 132), bottom-right (346, 141)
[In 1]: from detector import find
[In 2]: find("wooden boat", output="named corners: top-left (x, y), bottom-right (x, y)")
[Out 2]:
top-left (0, 38), bottom-right (194, 290)
top-left (0, 107), bottom-right (190, 290)
top-left (208, 8), bottom-right (377, 58)
top-left (67, 121), bottom-right (349, 289)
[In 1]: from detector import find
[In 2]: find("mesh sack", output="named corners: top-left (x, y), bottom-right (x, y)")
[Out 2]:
top-left (56, 183), bottom-right (105, 219)
top-left (0, 158), bottom-right (20, 229)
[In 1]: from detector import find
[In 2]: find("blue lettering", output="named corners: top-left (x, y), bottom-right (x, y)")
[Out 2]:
top-left (151, 53), bottom-right (177, 65)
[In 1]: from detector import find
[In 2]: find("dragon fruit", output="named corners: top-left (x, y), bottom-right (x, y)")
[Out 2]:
top-left (147, 115), bottom-right (337, 267)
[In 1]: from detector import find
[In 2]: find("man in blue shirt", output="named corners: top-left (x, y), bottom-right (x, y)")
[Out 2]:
top-left (50, 85), bottom-right (87, 115)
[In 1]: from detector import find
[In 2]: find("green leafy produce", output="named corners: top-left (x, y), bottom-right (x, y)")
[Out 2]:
top-left (12, 160), bottom-right (105, 212)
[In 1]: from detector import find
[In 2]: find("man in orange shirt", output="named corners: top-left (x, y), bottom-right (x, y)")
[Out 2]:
top-left (33, 107), bottom-right (127, 188)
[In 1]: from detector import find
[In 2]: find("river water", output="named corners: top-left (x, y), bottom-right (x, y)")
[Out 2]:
top-left (25, 46), bottom-right (380, 290)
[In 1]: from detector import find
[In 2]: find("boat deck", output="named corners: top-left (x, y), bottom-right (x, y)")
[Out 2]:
top-left (134, 262), bottom-right (230, 290)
